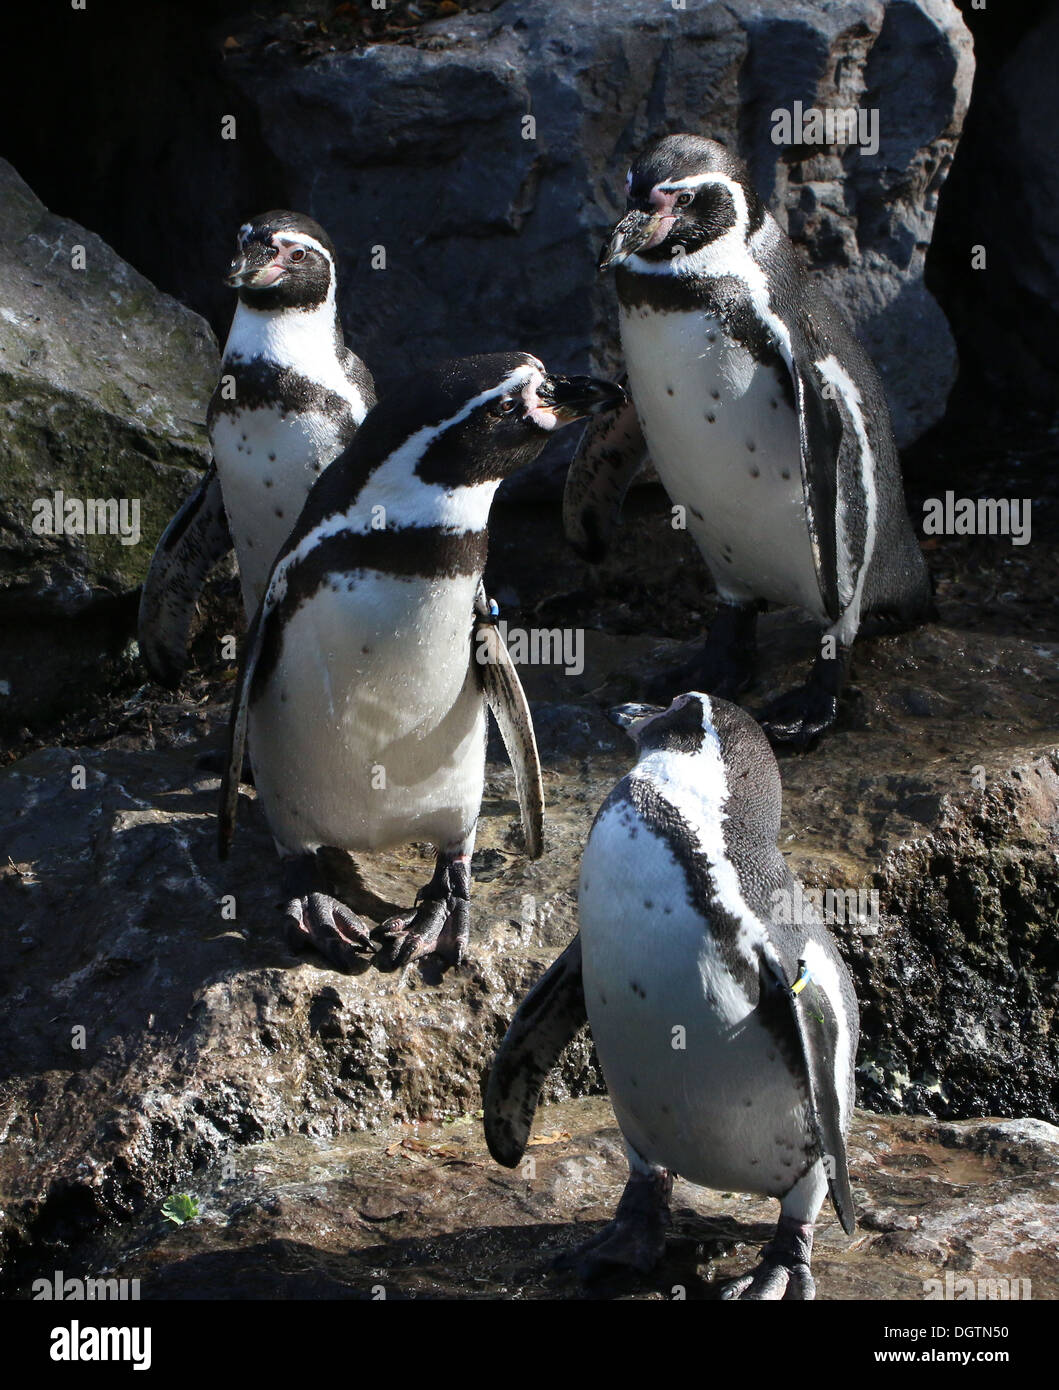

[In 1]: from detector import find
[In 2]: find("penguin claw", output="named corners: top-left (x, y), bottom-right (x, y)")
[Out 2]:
top-left (285, 891), bottom-right (374, 970)
top-left (722, 1216), bottom-right (817, 1300)
top-left (720, 1259), bottom-right (816, 1301)
top-left (554, 1166), bottom-right (671, 1281)
top-left (372, 897), bottom-right (469, 972)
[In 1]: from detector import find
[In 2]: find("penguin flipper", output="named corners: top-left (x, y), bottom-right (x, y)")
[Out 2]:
top-left (484, 935), bottom-right (586, 1167)
top-left (562, 382), bottom-right (647, 563)
top-left (763, 946), bottom-right (856, 1235)
top-left (474, 606), bottom-right (545, 860)
top-left (339, 346), bottom-right (377, 414)
top-left (789, 356), bottom-right (844, 625)
top-left (217, 600), bottom-right (266, 860)
top-left (137, 462), bottom-right (233, 688)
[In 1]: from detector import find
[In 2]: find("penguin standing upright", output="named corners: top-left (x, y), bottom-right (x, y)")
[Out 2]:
top-left (219, 353), bottom-right (624, 971)
top-left (486, 693), bottom-right (859, 1299)
top-left (138, 211), bottom-right (374, 685)
top-left (564, 135), bottom-right (933, 746)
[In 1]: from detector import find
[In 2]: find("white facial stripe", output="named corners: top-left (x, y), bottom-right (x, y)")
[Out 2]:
top-left (656, 172), bottom-right (736, 193)
top-left (263, 363), bottom-right (542, 607)
top-left (521, 372), bottom-right (559, 430)
top-left (817, 354), bottom-right (877, 639)
top-left (634, 707), bottom-right (765, 974)
top-left (272, 231), bottom-right (333, 264)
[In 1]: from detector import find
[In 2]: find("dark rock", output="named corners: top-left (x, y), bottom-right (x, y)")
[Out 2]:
top-left (0, 159), bottom-right (218, 732)
top-left (927, 0), bottom-right (1059, 431)
top-left (5, 2), bottom-right (971, 487)
top-left (219, 0), bottom-right (970, 462)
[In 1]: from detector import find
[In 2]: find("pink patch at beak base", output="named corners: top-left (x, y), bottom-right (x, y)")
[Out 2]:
top-left (642, 213), bottom-right (677, 249)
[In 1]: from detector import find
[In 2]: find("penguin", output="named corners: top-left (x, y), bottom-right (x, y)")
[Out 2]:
top-left (485, 692), bottom-right (859, 1299)
top-left (219, 353), bottom-right (624, 971)
top-left (138, 210), bottom-right (375, 686)
top-left (564, 135), bottom-right (934, 746)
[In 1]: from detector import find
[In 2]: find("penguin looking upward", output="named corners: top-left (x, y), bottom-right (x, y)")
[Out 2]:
top-left (219, 353), bottom-right (625, 972)
top-left (486, 693), bottom-right (859, 1298)
top-left (564, 135), bottom-right (933, 747)
top-left (138, 211), bottom-right (375, 685)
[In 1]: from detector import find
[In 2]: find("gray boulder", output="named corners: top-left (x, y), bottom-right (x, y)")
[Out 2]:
top-left (0, 159), bottom-right (217, 730)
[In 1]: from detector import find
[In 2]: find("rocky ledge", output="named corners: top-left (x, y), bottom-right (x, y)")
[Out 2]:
top-left (3, 481), bottom-right (1058, 1294)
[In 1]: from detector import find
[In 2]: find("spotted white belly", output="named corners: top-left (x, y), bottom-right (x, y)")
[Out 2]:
top-left (620, 304), bottom-right (826, 621)
top-left (249, 571), bottom-right (485, 856)
top-left (211, 405), bottom-right (348, 614)
top-left (579, 797), bottom-right (814, 1196)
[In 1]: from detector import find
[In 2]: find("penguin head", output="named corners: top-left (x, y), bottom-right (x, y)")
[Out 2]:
top-left (599, 135), bottom-right (763, 270)
top-left (615, 693), bottom-right (782, 839)
top-left (612, 693), bottom-right (714, 753)
top-left (226, 211), bottom-right (337, 310)
top-left (396, 354), bottom-right (626, 486)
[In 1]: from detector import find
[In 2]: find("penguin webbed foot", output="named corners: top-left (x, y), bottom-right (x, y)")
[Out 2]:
top-left (756, 684), bottom-right (838, 749)
top-left (720, 1216), bottom-right (816, 1302)
top-left (372, 852), bottom-right (471, 973)
top-left (757, 640), bottom-right (852, 749)
top-left (283, 855), bottom-right (374, 970)
top-left (286, 891), bottom-right (374, 968)
top-left (554, 1166), bottom-right (671, 1281)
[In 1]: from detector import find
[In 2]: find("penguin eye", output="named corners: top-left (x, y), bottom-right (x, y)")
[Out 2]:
top-left (675, 193), bottom-right (694, 208)
top-left (493, 397), bottom-right (518, 417)
top-left (289, 247), bottom-right (307, 262)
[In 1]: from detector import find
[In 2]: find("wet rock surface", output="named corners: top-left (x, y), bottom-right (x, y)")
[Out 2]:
top-left (3, 476), bottom-right (1059, 1294)
top-left (15, 1100), bottom-right (1058, 1301)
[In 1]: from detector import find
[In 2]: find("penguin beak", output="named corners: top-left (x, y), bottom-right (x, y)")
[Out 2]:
top-left (599, 210), bottom-right (674, 270)
top-left (609, 702), bottom-right (666, 734)
top-left (226, 249), bottom-right (285, 288)
top-left (535, 375), bottom-right (627, 423)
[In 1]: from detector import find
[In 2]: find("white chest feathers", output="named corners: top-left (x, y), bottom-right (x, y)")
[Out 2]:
top-left (212, 302), bottom-right (368, 615)
top-left (578, 786), bottom-right (815, 1197)
top-left (620, 303), bottom-right (826, 622)
top-left (249, 570), bottom-right (487, 858)
top-left (211, 406), bottom-right (348, 613)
